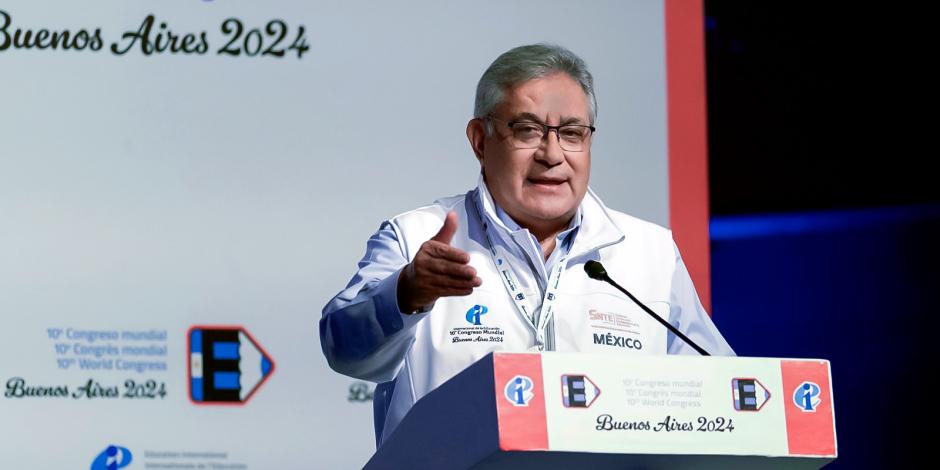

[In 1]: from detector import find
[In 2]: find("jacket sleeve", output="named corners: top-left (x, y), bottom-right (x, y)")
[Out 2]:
top-left (667, 241), bottom-right (736, 356)
top-left (319, 221), bottom-right (429, 382)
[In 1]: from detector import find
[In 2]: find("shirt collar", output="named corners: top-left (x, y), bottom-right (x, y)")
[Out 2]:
top-left (475, 174), bottom-right (625, 260)
top-left (494, 199), bottom-right (582, 236)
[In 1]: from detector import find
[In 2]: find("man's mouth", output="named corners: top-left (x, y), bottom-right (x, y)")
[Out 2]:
top-left (527, 177), bottom-right (567, 186)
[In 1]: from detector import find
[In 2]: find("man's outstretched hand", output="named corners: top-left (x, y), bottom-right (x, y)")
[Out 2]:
top-left (397, 211), bottom-right (482, 313)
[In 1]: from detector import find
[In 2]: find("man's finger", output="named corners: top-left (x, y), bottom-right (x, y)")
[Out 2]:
top-left (427, 258), bottom-right (477, 280)
top-left (426, 242), bottom-right (471, 264)
top-left (434, 286), bottom-right (476, 297)
top-left (430, 274), bottom-right (480, 289)
top-left (437, 286), bottom-right (473, 297)
top-left (430, 211), bottom-right (459, 245)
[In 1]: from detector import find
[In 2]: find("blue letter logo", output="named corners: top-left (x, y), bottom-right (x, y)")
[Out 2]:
top-left (792, 381), bottom-right (821, 412)
top-left (188, 326), bottom-right (276, 405)
top-left (732, 378), bottom-right (772, 411)
top-left (561, 374), bottom-right (601, 408)
top-left (504, 375), bottom-right (534, 406)
top-left (90, 445), bottom-right (133, 470)
top-left (465, 304), bottom-right (488, 325)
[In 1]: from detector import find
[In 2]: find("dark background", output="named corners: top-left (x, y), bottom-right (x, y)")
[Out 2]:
top-left (704, 3), bottom-right (937, 468)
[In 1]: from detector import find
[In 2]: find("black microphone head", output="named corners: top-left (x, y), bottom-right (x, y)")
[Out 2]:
top-left (584, 260), bottom-right (608, 281)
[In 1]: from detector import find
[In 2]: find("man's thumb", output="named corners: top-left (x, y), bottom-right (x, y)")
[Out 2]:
top-left (431, 211), bottom-right (458, 244)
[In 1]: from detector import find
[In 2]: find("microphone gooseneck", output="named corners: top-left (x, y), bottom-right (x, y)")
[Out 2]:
top-left (583, 260), bottom-right (711, 356)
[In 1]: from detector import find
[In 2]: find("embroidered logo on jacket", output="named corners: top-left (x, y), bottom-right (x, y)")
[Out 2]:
top-left (465, 304), bottom-right (488, 325)
top-left (588, 308), bottom-right (641, 335)
top-left (449, 304), bottom-right (504, 344)
top-left (593, 332), bottom-right (642, 350)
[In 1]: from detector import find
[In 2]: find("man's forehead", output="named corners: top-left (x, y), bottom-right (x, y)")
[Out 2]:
top-left (498, 74), bottom-right (591, 123)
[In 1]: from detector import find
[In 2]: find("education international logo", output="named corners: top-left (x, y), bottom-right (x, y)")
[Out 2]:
top-left (90, 445), bottom-right (133, 470)
top-left (731, 377), bottom-right (771, 411)
top-left (465, 304), bottom-right (488, 325)
top-left (793, 381), bottom-right (822, 412)
top-left (449, 304), bottom-right (504, 344)
top-left (187, 325), bottom-right (275, 405)
top-left (504, 375), bottom-right (534, 407)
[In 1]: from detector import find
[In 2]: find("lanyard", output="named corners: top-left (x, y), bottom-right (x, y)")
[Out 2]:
top-left (473, 196), bottom-right (569, 334)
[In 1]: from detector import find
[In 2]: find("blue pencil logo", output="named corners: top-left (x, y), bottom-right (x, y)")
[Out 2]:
top-left (188, 326), bottom-right (275, 405)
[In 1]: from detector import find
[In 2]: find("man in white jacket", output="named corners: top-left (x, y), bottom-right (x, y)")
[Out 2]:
top-left (321, 44), bottom-right (734, 446)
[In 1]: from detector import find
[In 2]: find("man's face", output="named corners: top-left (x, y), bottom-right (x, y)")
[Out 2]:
top-left (471, 72), bottom-right (592, 233)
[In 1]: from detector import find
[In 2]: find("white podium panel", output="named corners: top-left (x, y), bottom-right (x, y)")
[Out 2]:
top-left (366, 352), bottom-right (836, 469)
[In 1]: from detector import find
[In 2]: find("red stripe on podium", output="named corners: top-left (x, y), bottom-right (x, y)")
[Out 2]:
top-left (781, 360), bottom-right (837, 456)
top-left (493, 353), bottom-right (549, 451)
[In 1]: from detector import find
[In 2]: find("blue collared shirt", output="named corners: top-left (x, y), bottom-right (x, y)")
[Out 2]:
top-left (492, 203), bottom-right (581, 288)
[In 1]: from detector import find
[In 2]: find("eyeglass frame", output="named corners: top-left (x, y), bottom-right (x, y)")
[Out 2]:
top-left (484, 116), bottom-right (597, 152)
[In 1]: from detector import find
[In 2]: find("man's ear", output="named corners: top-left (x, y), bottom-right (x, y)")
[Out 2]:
top-left (466, 118), bottom-right (487, 164)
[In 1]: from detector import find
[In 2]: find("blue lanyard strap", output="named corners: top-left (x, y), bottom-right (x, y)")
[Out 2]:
top-left (473, 196), bottom-right (569, 335)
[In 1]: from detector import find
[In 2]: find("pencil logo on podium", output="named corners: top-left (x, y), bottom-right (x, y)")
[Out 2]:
top-left (732, 378), bottom-right (771, 411)
top-left (561, 374), bottom-right (601, 408)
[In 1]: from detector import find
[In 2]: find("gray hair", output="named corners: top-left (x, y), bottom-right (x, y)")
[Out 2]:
top-left (474, 44), bottom-right (597, 130)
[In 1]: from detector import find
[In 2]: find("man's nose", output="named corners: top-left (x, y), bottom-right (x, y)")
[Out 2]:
top-left (535, 129), bottom-right (565, 166)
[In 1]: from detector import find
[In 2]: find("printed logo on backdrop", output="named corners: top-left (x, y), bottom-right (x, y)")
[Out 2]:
top-left (448, 304), bottom-right (504, 344)
top-left (188, 326), bottom-right (275, 405)
top-left (4, 327), bottom-right (169, 401)
top-left (0, 10), bottom-right (309, 59)
top-left (793, 381), bottom-right (822, 412)
top-left (732, 378), bottom-right (771, 412)
top-left (504, 375), bottom-right (534, 407)
top-left (561, 374), bottom-right (601, 408)
top-left (90, 445), bottom-right (133, 470)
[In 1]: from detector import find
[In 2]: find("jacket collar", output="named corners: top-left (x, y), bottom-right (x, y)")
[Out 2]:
top-left (569, 187), bottom-right (626, 259)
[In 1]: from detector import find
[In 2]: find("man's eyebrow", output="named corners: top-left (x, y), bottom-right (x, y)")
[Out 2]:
top-left (509, 112), bottom-right (544, 123)
top-left (560, 116), bottom-right (588, 125)
top-left (509, 112), bottom-right (589, 125)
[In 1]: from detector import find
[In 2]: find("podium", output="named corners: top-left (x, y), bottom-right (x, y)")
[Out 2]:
top-left (364, 352), bottom-right (836, 469)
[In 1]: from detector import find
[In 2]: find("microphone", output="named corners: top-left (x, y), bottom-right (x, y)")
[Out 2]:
top-left (583, 260), bottom-right (711, 356)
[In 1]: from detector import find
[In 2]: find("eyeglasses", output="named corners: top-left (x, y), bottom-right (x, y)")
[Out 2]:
top-left (486, 116), bottom-right (596, 152)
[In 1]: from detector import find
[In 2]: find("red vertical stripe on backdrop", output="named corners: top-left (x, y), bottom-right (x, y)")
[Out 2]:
top-left (493, 353), bottom-right (549, 451)
top-left (665, 0), bottom-right (712, 312)
top-left (780, 360), bottom-right (837, 456)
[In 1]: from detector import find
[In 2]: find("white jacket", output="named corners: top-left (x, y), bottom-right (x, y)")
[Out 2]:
top-left (321, 180), bottom-right (734, 446)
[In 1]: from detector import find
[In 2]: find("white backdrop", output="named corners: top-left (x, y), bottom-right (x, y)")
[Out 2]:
top-left (0, 1), bottom-right (671, 467)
